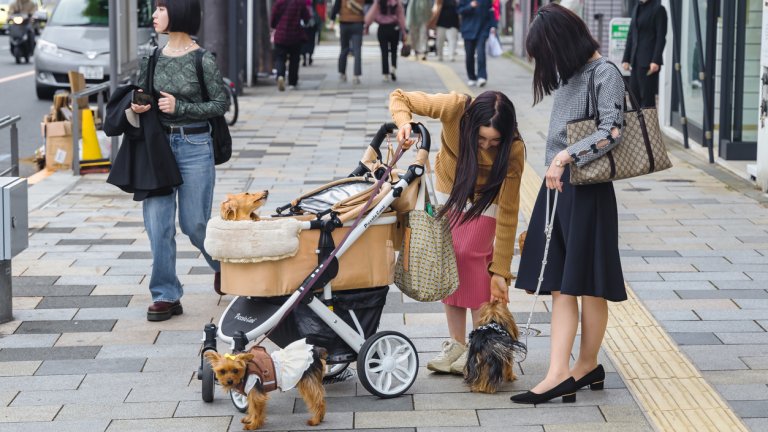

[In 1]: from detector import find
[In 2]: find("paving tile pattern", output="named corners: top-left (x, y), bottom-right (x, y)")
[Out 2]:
top-left (3, 35), bottom-right (760, 430)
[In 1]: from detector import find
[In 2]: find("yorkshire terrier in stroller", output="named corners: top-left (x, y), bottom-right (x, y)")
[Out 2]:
top-left (204, 339), bottom-right (327, 430)
top-left (464, 301), bottom-right (527, 394)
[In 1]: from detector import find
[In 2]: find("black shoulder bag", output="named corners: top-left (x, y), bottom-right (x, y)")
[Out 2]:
top-left (194, 49), bottom-right (232, 165)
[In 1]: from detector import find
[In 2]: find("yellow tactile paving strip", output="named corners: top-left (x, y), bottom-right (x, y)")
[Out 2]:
top-left (421, 59), bottom-right (750, 432)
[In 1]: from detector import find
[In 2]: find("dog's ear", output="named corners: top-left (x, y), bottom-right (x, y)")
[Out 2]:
top-left (237, 353), bottom-right (255, 363)
top-left (221, 202), bottom-right (236, 220)
top-left (203, 350), bottom-right (220, 366)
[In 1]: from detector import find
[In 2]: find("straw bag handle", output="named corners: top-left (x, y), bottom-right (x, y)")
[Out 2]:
top-left (522, 189), bottom-right (558, 350)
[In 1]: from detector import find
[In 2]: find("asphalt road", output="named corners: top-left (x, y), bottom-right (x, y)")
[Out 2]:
top-left (0, 34), bottom-right (51, 178)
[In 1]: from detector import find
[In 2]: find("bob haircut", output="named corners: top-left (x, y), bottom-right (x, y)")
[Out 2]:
top-left (438, 91), bottom-right (521, 226)
top-left (156, 0), bottom-right (202, 35)
top-left (525, 3), bottom-right (600, 104)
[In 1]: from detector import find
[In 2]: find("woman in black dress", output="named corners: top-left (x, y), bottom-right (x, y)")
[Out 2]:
top-left (512, 3), bottom-right (626, 404)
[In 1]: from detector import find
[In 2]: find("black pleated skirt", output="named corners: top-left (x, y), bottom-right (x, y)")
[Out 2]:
top-left (514, 167), bottom-right (626, 302)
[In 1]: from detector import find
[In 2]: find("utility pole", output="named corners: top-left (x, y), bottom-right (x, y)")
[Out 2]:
top-left (199, 1), bottom-right (229, 76)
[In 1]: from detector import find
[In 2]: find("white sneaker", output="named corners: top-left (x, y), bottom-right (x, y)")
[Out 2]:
top-left (450, 349), bottom-right (469, 375)
top-left (382, 74), bottom-right (390, 82)
top-left (352, 76), bottom-right (361, 85)
top-left (339, 74), bottom-right (347, 82)
top-left (277, 76), bottom-right (285, 91)
top-left (427, 339), bottom-right (466, 373)
top-left (478, 78), bottom-right (487, 87)
top-left (467, 80), bottom-right (477, 87)
top-left (287, 85), bottom-right (296, 91)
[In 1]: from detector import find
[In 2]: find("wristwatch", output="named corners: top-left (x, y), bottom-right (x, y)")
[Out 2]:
top-left (555, 158), bottom-right (564, 168)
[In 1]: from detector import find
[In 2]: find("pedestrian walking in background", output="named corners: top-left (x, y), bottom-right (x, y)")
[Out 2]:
top-left (406, 0), bottom-right (432, 60)
top-left (365, 0), bottom-right (407, 82)
top-left (271, 0), bottom-right (311, 91)
top-left (622, 0), bottom-right (667, 107)
top-left (331, 0), bottom-right (365, 84)
top-left (512, 3), bottom-right (626, 404)
top-left (390, 89), bottom-right (525, 375)
top-left (434, 0), bottom-right (459, 62)
top-left (301, 0), bottom-right (321, 67)
top-left (133, 0), bottom-right (228, 322)
top-left (458, 0), bottom-right (494, 87)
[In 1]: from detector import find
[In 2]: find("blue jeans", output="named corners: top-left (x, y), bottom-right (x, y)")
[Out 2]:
top-left (339, 22), bottom-right (363, 77)
top-left (464, 36), bottom-right (488, 81)
top-left (143, 123), bottom-right (220, 303)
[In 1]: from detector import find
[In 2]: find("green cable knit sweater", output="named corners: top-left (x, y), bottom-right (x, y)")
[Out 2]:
top-left (138, 49), bottom-right (228, 128)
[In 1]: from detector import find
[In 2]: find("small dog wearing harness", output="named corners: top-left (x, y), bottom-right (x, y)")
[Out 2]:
top-left (464, 301), bottom-right (527, 393)
top-left (204, 339), bottom-right (327, 430)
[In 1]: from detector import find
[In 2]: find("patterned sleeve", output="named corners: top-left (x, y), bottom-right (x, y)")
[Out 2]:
top-left (567, 64), bottom-right (625, 167)
top-left (175, 51), bottom-right (228, 120)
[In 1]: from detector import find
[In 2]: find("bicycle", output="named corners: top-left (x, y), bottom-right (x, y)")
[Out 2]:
top-left (222, 76), bottom-right (238, 126)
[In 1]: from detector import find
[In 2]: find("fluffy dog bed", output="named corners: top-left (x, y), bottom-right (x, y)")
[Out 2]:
top-left (205, 217), bottom-right (303, 263)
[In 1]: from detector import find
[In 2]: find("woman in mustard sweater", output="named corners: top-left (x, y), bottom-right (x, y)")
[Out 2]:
top-left (390, 90), bottom-right (525, 374)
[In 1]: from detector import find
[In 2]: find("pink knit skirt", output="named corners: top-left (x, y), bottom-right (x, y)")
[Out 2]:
top-left (442, 214), bottom-right (497, 310)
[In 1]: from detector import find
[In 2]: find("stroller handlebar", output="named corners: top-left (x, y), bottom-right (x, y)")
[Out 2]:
top-left (368, 122), bottom-right (431, 155)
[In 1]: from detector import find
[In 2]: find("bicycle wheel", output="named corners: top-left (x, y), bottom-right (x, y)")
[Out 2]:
top-left (223, 78), bottom-right (238, 126)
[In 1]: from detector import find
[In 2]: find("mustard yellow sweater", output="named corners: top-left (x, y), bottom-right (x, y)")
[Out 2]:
top-left (390, 90), bottom-right (525, 281)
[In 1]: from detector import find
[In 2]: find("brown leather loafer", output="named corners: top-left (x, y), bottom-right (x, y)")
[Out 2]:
top-left (147, 301), bottom-right (183, 322)
top-left (214, 271), bottom-right (223, 296)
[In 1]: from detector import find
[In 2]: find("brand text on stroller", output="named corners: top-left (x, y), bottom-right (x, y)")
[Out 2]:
top-left (234, 313), bottom-right (257, 324)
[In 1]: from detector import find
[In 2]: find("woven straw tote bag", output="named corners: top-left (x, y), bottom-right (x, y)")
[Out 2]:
top-left (394, 166), bottom-right (458, 302)
top-left (566, 62), bottom-right (672, 185)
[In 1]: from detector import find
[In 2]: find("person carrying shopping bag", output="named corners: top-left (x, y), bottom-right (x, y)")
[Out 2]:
top-left (132, 0), bottom-right (228, 321)
top-left (390, 89), bottom-right (525, 375)
top-left (458, 0), bottom-right (495, 87)
top-left (365, 0), bottom-right (407, 82)
top-left (512, 3), bottom-right (626, 404)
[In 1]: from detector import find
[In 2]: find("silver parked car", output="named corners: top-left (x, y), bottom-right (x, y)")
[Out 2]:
top-left (34, 0), bottom-right (154, 99)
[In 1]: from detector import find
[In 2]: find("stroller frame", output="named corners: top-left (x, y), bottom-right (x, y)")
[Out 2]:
top-left (200, 122), bottom-right (432, 404)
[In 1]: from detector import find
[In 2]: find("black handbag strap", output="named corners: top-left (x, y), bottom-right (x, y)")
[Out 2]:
top-left (194, 49), bottom-right (210, 102)
top-left (147, 46), bottom-right (160, 98)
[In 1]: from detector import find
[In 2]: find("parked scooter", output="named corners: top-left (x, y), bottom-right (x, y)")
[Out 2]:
top-left (8, 13), bottom-right (35, 64)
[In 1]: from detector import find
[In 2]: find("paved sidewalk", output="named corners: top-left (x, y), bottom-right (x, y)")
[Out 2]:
top-left (0, 36), bottom-right (764, 431)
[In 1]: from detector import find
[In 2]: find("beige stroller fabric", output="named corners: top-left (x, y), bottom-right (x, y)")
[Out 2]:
top-left (204, 217), bottom-right (303, 263)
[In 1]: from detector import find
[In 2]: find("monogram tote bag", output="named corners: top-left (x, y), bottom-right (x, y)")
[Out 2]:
top-left (566, 62), bottom-right (672, 185)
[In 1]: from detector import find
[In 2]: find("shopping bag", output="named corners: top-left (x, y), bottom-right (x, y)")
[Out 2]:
top-left (486, 34), bottom-right (503, 58)
top-left (394, 168), bottom-right (459, 302)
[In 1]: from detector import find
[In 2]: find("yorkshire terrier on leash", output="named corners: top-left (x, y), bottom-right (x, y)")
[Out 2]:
top-left (464, 301), bottom-right (527, 394)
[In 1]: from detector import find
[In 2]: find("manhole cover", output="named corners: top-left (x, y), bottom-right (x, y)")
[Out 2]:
top-left (623, 187), bottom-right (651, 192)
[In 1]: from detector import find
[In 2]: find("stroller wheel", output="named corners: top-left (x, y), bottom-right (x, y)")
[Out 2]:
top-left (201, 356), bottom-right (215, 402)
top-left (230, 389), bottom-right (248, 413)
top-left (357, 331), bottom-right (418, 398)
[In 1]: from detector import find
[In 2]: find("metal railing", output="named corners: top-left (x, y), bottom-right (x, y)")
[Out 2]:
top-left (70, 82), bottom-right (111, 176)
top-left (0, 115), bottom-right (21, 177)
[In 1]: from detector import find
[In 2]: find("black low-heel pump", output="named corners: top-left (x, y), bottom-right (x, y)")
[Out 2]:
top-left (510, 377), bottom-right (578, 404)
top-left (573, 364), bottom-right (605, 391)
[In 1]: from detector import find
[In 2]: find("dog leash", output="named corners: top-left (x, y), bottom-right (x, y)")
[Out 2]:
top-left (256, 134), bottom-right (417, 345)
top-left (520, 188), bottom-right (558, 359)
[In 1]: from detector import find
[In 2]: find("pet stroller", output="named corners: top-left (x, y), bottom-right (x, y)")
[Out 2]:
top-left (199, 122), bottom-right (433, 410)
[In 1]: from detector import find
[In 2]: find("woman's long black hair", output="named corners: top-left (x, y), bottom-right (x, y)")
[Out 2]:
top-left (438, 91), bottom-right (520, 226)
top-left (525, 3), bottom-right (599, 105)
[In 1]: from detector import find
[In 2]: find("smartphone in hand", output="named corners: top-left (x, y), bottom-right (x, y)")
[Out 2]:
top-left (132, 90), bottom-right (154, 106)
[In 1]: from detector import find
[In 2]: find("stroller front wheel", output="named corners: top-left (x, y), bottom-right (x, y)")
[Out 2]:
top-left (230, 389), bottom-right (248, 413)
top-left (201, 358), bottom-right (215, 402)
top-left (357, 331), bottom-right (418, 398)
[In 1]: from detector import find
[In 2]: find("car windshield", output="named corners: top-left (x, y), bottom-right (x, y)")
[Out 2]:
top-left (48, 0), bottom-right (152, 27)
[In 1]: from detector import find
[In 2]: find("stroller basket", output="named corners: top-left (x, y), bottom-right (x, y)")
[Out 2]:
top-left (219, 212), bottom-right (401, 297)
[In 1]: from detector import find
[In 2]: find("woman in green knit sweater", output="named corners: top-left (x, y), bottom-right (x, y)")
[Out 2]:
top-left (132, 0), bottom-right (227, 322)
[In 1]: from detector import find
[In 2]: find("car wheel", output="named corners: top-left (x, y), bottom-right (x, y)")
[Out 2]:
top-left (36, 84), bottom-right (56, 100)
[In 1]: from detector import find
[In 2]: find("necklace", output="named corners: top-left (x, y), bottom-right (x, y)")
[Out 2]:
top-left (165, 40), bottom-right (197, 54)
